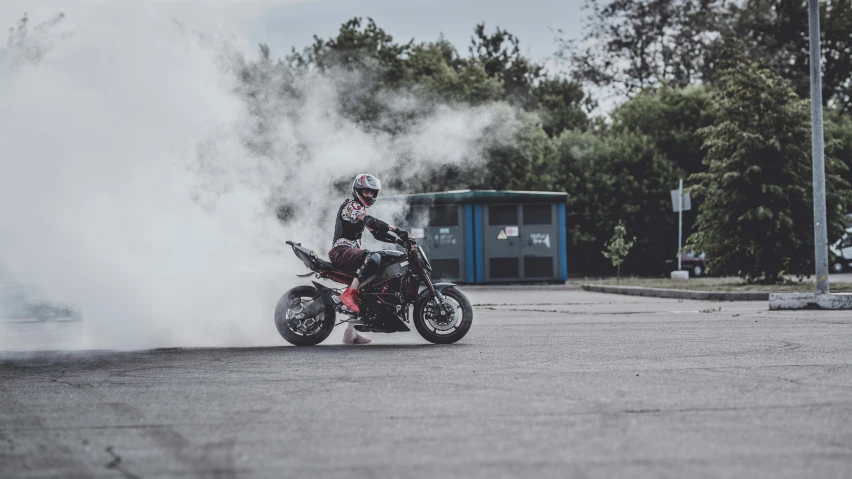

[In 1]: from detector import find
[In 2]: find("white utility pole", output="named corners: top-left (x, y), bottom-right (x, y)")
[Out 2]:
top-left (808, 0), bottom-right (829, 294)
top-left (678, 178), bottom-right (683, 271)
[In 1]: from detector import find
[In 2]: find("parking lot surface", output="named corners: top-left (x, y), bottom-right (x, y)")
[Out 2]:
top-left (2, 286), bottom-right (851, 478)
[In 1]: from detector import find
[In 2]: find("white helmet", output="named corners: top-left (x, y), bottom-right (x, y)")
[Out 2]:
top-left (352, 174), bottom-right (381, 206)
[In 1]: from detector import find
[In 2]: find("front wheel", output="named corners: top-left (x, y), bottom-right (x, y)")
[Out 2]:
top-left (413, 287), bottom-right (473, 344)
top-left (274, 286), bottom-right (335, 346)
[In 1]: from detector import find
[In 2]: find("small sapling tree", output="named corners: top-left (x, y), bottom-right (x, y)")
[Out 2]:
top-left (602, 221), bottom-right (635, 282)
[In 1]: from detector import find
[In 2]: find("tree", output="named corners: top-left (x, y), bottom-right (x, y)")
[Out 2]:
top-left (603, 221), bottom-right (636, 280)
top-left (554, 129), bottom-right (679, 275)
top-left (611, 84), bottom-right (712, 177)
top-left (825, 108), bottom-right (852, 201)
top-left (287, 17), bottom-right (415, 129)
top-left (289, 17), bottom-right (412, 86)
top-left (562, 0), bottom-right (725, 98)
top-left (481, 117), bottom-right (557, 191)
top-left (534, 78), bottom-right (593, 137)
top-left (563, 0), bottom-right (852, 113)
top-left (468, 24), bottom-right (591, 136)
top-left (285, 18), bottom-right (590, 137)
top-left (234, 17), bottom-right (595, 211)
top-left (609, 85), bottom-right (714, 258)
top-left (469, 23), bottom-right (544, 108)
top-left (405, 39), bottom-right (504, 105)
top-left (687, 59), bottom-right (851, 283)
top-left (706, 0), bottom-right (852, 113)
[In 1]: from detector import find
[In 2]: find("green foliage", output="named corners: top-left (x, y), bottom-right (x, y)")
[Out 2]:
top-left (469, 23), bottom-right (543, 108)
top-left (234, 14), bottom-right (852, 278)
top-left (711, 0), bottom-right (852, 113)
top-left (564, 0), bottom-right (725, 95)
top-left (569, 0), bottom-right (852, 113)
top-left (611, 85), bottom-right (712, 177)
top-left (609, 85), bottom-right (714, 250)
top-left (826, 108), bottom-right (852, 191)
top-left (482, 117), bottom-right (557, 191)
top-left (554, 129), bottom-right (679, 275)
top-left (285, 17), bottom-right (590, 137)
top-left (289, 17), bottom-right (412, 87)
top-left (602, 221), bottom-right (636, 279)
top-left (534, 78), bottom-right (593, 137)
top-left (406, 40), bottom-right (504, 105)
top-left (687, 59), bottom-right (851, 283)
top-left (11, 10), bottom-right (852, 280)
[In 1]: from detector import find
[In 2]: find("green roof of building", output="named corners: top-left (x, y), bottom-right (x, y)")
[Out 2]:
top-left (384, 189), bottom-right (567, 205)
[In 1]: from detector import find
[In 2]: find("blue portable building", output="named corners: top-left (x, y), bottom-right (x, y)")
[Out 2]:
top-left (387, 190), bottom-right (568, 283)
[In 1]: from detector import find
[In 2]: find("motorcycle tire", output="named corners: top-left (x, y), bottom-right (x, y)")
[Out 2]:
top-left (413, 287), bottom-right (473, 344)
top-left (274, 285), bottom-right (336, 346)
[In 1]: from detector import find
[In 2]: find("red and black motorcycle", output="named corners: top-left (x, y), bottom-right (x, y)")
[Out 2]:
top-left (276, 230), bottom-right (473, 346)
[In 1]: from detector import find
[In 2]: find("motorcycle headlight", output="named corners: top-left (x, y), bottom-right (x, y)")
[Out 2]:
top-left (417, 245), bottom-right (432, 272)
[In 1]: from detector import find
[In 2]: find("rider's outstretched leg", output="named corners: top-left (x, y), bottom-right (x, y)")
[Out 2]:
top-left (342, 323), bottom-right (371, 345)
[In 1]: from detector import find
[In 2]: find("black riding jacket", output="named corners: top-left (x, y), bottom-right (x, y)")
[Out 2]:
top-left (332, 198), bottom-right (394, 249)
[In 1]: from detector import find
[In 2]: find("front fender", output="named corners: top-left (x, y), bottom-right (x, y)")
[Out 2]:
top-left (418, 283), bottom-right (456, 302)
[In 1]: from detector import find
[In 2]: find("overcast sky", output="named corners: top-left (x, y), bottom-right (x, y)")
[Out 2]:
top-left (242, 0), bottom-right (588, 68)
top-left (1, 0), bottom-right (587, 69)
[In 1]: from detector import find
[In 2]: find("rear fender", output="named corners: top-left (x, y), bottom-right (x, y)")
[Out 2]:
top-left (312, 281), bottom-right (341, 310)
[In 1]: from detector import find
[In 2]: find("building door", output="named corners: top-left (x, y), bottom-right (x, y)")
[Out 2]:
top-left (483, 204), bottom-right (521, 281)
top-left (520, 204), bottom-right (558, 280)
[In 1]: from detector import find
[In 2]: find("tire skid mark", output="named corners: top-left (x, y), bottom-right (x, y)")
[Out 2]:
top-left (105, 445), bottom-right (142, 479)
top-left (380, 399), bottom-right (852, 421)
top-left (103, 401), bottom-right (239, 478)
top-left (0, 384), bottom-right (91, 476)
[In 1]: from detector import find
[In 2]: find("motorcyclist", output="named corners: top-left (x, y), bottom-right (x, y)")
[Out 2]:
top-left (329, 174), bottom-right (402, 344)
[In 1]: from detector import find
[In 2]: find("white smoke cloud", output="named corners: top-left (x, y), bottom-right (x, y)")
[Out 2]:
top-left (0, 5), bottom-right (511, 350)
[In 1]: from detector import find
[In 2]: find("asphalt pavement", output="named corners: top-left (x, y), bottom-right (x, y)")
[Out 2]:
top-left (2, 286), bottom-right (851, 478)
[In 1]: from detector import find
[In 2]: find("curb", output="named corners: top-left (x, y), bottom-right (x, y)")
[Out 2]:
top-left (769, 292), bottom-right (852, 310)
top-left (464, 284), bottom-right (581, 290)
top-left (581, 284), bottom-right (768, 301)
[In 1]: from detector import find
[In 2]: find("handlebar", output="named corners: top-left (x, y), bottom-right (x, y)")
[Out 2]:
top-left (393, 229), bottom-right (416, 248)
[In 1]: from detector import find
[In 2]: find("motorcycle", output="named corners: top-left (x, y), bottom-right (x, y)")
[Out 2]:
top-left (275, 230), bottom-right (473, 346)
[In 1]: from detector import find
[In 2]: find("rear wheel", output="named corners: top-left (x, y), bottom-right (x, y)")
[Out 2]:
top-left (274, 286), bottom-right (335, 346)
top-left (413, 287), bottom-right (473, 344)
top-left (832, 261), bottom-right (845, 274)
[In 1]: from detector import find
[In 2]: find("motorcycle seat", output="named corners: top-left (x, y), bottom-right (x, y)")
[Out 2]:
top-left (310, 256), bottom-right (338, 272)
top-left (291, 243), bottom-right (344, 273)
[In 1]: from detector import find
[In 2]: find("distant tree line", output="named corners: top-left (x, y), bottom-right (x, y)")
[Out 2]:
top-left (9, 2), bottom-right (848, 282)
top-left (234, 0), bottom-right (852, 282)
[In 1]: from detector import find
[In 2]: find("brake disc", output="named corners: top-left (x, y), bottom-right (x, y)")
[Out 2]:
top-left (424, 300), bottom-right (458, 331)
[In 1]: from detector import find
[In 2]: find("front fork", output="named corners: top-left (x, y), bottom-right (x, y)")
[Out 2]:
top-left (423, 272), bottom-right (442, 302)
top-left (422, 274), bottom-right (453, 317)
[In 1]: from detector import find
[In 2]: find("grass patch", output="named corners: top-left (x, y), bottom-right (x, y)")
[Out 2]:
top-left (575, 277), bottom-right (852, 293)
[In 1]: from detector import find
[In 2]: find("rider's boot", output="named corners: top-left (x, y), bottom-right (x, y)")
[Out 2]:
top-left (342, 323), bottom-right (371, 345)
top-left (339, 288), bottom-right (360, 314)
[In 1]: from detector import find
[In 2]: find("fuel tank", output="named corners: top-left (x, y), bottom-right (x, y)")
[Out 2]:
top-left (366, 250), bottom-right (410, 284)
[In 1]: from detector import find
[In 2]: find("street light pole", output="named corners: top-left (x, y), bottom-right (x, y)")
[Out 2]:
top-left (808, 0), bottom-right (829, 294)
top-left (678, 178), bottom-right (683, 271)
